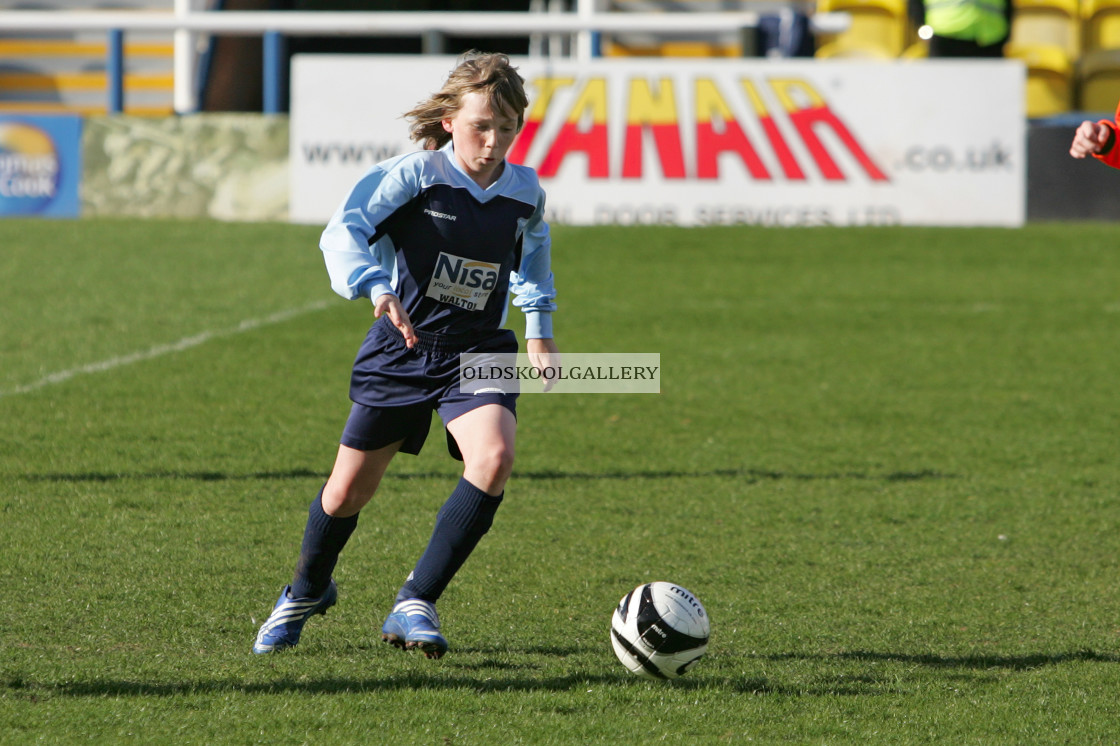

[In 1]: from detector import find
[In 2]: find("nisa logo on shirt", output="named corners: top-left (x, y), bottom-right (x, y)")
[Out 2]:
top-left (434, 253), bottom-right (498, 292)
top-left (426, 252), bottom-right (500, 311)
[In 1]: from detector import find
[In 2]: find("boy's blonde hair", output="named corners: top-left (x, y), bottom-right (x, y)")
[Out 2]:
top-left (404, 51), bottom-right (529, 150)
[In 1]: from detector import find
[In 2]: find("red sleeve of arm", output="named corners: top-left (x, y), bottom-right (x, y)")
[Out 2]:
top-left (1092, 103), bottom-right (1120, 169)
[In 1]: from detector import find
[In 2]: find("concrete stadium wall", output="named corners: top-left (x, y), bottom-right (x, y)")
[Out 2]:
top-left (82, 114), bottom-right (288, 222)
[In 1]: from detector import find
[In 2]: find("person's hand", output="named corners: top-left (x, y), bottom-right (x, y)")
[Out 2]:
top-left (527, 337), bottom-right (560, 392)
top-left (374, 293), bottom-right (417, 349)
top-left (1070, 121), bottom-right (1112, 159)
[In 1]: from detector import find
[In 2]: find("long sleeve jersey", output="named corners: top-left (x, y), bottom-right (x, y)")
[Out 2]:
top-left (1091, 101), bottom-right (1120, 171)
top-left (319, 142), bottom-right (556, 339)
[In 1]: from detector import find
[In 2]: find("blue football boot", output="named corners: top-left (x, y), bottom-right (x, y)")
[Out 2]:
top-left (380, 598), bottom-right (449, 659)
top-left (252, 580), bottom-right (338, 654)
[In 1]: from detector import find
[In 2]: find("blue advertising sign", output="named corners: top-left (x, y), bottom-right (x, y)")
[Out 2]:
top-left (0, 115), bottom-right (82, 218)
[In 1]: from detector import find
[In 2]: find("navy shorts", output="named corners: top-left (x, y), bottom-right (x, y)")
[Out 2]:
top-left (340, 316), bottom-right (518, 460)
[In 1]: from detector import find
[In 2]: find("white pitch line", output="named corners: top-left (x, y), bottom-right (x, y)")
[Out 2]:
top-left (0, 300), bottom-right (332, 399)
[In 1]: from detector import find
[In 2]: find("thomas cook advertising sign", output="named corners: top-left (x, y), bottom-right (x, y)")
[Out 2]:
top-left (0, 115), bottom-right (81, 218)
top-left (291, 57), bottom-right (1024, 227)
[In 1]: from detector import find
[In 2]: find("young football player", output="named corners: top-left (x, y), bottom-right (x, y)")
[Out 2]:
top-left (253, 51), bottom-right (558, 659)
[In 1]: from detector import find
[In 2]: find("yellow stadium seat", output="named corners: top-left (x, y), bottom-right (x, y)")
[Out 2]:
top-left (1006, 42), bottom-right (1074, 116)
top-left (815, 37), bottom-right (898, 57)
top-left (900, 39), bottom-right (930, 57)
top-left (0, 37), bottom-right (174, 115)
top-left (601, 39), bottom-right (742, 57)
top-left (1011, 0), bottom-right (1081, 57)
top-left (816, 0), bottom-right (910, 57)
top-left (1079, 48), bottom-right (1120, 111)
top-left (1083, 0), bottom-right (1120, 51)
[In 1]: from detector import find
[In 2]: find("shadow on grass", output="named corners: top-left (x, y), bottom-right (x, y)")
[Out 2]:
top-left (726, 649), bottom-right (1120, 696)
top-left (17, 467), bottom-right (957, 484)
top-left (10, 649), bottom-right (1114, 700)
top-left (729, 674), bottom-right (900, 697)
top-left (13, 645), bottom-right (1115, 698)
top-left (21, 672), bottom-right (636, 698)
top-left (766, 649), bottom-right (1120, 670)
top-left (8, 667), bottom-right (865, 698)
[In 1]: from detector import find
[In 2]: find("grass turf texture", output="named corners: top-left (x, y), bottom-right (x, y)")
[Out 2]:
top-left (2, 217), bottom-right (1119, 744)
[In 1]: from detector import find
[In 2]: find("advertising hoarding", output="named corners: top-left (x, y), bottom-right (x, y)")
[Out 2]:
top-left (291, 56), bottom-right (1024, 227)
top-left (0, 114), bottom-right (82, 219)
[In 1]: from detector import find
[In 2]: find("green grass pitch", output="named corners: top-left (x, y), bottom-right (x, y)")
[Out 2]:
top-left (2, 217), bottom-right (1120, 744)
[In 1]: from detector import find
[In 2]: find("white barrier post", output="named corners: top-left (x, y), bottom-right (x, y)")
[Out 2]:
top-left (576, 0), bottom-right (596, 61)
top-left (173, 0), bottom-right (197, 113)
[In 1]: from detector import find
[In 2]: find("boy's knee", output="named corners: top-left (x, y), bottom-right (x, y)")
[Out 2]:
top-left (322, 480), bottom-right (374, 517)
top-left (466, 443), bottom-right (515, 493)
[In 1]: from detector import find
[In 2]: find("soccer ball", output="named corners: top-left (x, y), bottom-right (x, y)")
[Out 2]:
top-left (610, 581), bottom-right (709, 680)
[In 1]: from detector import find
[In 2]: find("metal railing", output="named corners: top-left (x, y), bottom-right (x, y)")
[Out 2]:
top-left (0, 5), bottom-right (848, 114)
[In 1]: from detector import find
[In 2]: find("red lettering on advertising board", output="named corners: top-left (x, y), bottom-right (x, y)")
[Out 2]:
top-left (512, 74), bottom-right (889, 183)
top-left (507, 76), bottom-right (574, 165)
top-left (536, 78), bottom-right (609, 178)
top-left (771, 79), bottom-right (888, 182)
top-left (622, 78), bottom-right (686, 179)
top-left (694, 78), bottom-right (770, 180)
top-left (742, 79), bottom-right (805, 180)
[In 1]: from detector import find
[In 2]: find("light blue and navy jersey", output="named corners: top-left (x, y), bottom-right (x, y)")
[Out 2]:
top-left (320, 142), bottom-right (556, 339)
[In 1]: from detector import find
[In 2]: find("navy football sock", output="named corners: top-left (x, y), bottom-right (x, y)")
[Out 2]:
top-left (290, 488), bottom-right (359, 600)
top-left (396, 477), bottom-right (503, 604)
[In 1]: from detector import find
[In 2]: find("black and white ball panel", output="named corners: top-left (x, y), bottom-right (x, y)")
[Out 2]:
top-left (610, 582), bottom-right (710, 680)
top-left (634, 583), bottom-right (708, 653)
